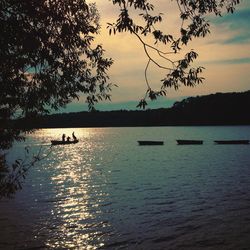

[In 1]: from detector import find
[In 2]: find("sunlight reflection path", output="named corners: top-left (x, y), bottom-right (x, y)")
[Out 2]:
top-left (35, 128), bottom-right (113, 249)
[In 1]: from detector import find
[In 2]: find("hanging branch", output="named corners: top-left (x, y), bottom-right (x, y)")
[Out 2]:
top-left (108, 0), bottom-right (240, 108)
top-left (0, 146), bottom-right (52, 199)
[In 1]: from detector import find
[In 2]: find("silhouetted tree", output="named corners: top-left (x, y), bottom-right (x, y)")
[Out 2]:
top-left (0, 0), bottom-right (241, 197)
top-left (0, 0), bottom-right (113, 141)
top-left (0, 0), bottom-right (113, 197)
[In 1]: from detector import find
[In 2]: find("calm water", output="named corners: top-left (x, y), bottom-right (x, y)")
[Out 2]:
top-left (1, 126), bottom-right (250, 249)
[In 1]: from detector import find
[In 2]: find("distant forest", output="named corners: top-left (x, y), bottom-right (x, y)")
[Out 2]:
top-left (17, 90), bottom-right (250, 128)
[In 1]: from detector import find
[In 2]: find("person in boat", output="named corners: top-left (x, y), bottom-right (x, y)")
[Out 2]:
top-left (62, 134), bottom-right (66, 142)
top-left (67, 136), bottom-right (71, 142)
top-left (72, 132), bottom-right (77, 141)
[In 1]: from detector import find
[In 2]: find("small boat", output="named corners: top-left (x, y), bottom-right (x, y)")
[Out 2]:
top-left (51, 140), bottom-right (79, 145)
top-left (176, 140), bottom-right (203, 145)
top-left (214, 140), bottom-right (249, 145)
top-left (138, 140), bottom-right (164, 146)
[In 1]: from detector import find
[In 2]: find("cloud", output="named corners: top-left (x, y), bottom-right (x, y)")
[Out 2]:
top-left (210, 7), bottom-right (250, 44)
top-left (203, 57), bottom-right (250, 65)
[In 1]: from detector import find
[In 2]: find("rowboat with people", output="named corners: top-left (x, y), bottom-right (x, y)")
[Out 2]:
top-left (51, 132), bottom-right (78, 145)
top-left (51, 140), bottom-right (79, 145)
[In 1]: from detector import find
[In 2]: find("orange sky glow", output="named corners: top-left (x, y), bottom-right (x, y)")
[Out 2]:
top-left (68, 0), bottom-right (250, 111)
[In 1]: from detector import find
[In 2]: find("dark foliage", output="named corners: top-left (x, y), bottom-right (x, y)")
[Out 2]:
top-left (0, 146), bottom-right (50, 198)
top-left (0, 0), bottom-right (113, 197)
top-left (0, 0), bottom-right (113, 149)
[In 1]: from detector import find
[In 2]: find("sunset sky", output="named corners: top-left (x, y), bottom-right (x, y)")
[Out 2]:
top-left (65, 0), bottom-right (250, 112)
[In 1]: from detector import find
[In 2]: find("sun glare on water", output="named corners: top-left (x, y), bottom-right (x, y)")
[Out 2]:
top-left (29, 128), bottom-right (111, 248)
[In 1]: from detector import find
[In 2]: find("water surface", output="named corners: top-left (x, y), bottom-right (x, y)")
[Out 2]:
top-left (1, 126), bottom-right (250, 249)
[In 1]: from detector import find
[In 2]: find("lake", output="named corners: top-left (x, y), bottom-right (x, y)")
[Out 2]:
top-left (1, 126), bottom-right (250, 249)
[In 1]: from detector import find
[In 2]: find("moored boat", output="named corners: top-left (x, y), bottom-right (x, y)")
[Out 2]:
top-left (138, 140), bottom-right (164, 146)
top-left (51, 140), bottom-right (79, 145)
top-left (176, 140), bottom-right (203, 145)
top-left (214, 140), bottom-right (249, 145)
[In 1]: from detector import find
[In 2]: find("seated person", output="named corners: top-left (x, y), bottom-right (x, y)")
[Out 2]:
top-left (62, 134), bottom-right (66, 141)
top-left (72, 132), bottom-right (77, 141)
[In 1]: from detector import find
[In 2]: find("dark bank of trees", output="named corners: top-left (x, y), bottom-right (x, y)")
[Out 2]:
top-left (0, 0), bottom-right (241, 197)
top-left (19, 90), bottom-right (250, 128)
top-left (170, 90), bottom-right (250, 125)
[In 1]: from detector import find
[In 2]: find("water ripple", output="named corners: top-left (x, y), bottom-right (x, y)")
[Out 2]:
top-left (1, 127), bottom-right (250, 249)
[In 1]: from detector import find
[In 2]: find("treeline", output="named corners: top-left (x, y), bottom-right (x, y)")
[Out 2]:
top-left (17, 90), bottom-right (250, 128)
